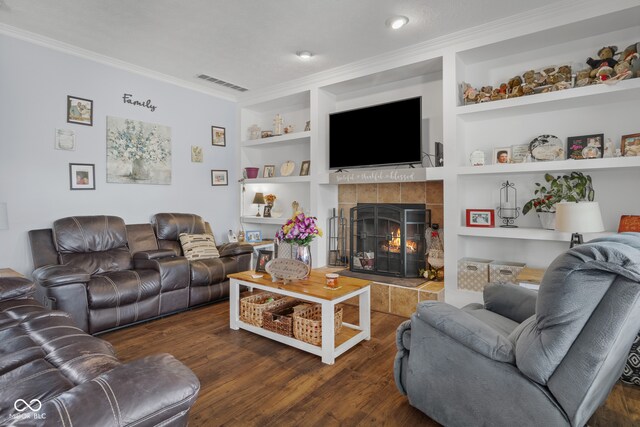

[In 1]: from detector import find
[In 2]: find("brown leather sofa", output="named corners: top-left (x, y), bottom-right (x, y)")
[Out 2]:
top-left (0, 275), bottom-right (200, 426)
top-left (28, 214), bottom-right (252, 335)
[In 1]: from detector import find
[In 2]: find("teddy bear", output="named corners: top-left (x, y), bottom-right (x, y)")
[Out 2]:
top-left (575, 69), bottom-right (593, 87)
top-left (557, 65), bottom-right (572, 82)
top-left (522, 70), bottom-right (536, 86)
top-left (587, 46), bottom-right (618, 78)
top-left (618, 42), bottom-right (640, 78)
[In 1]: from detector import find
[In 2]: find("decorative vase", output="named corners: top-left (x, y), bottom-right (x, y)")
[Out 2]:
top-left (538, 211), bottom-right (556, 230)
top-left (293, 243), bottom-right (312, 271)
top-left (131, 158), bottom-right (150, 180)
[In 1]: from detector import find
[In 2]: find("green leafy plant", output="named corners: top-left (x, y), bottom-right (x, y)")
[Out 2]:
top-left (522, 172), bottom-right (594, 215)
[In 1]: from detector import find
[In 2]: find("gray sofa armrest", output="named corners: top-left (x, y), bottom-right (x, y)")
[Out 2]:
top-left (417, 301), bottom-right (515, 363)
top-left (483, 283), bottom-right (537, 323)
top-left (0, 277), bottom-right (35, 302)
top-left (25, 354), bottom-right (200, 426)
top-left (218, 242), bottom-right (254, 257)
top-left (32, 265), bottom-right (90, 287)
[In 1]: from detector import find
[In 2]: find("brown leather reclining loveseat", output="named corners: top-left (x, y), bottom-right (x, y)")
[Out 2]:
top-left (0, 275), bottom-right (200, 425)
top-left (28, 214), bottom-right (252, 335)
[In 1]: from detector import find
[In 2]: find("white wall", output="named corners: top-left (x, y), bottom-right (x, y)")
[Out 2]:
top-left (0, 34), bottom-right (240, 275)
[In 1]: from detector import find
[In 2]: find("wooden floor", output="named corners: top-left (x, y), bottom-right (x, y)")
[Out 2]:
top-left (102, 303), bottom-right (640, 426)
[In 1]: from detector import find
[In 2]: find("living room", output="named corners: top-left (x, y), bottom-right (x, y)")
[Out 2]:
top-left (2, 1), bottom-right (640, 425)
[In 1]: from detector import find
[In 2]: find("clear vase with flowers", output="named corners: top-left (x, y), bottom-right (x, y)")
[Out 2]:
top-left (275, 211), bottom-right (323, 270)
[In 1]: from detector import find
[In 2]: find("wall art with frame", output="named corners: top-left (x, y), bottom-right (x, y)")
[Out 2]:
top-left (67, 96), bottom-right (93, 126)
top-left (466, 209), bottom-right (495, 227)
top-left (621, 133), bottom-right (640, 157)
top-left (211, 170), bottom-right (228, 186)
top-left (567, 133), bottom-right (604, 160)
top-left (212, 126), bottom-right (226, 146)
top-left (69, 163), bottom-right (95, 190)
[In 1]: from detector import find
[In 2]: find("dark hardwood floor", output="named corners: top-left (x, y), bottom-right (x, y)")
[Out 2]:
top-left (102, 303), bottom-right (640, 426)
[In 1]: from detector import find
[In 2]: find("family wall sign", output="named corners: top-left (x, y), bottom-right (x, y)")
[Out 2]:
top-left (122, 93), bottom-right (157, 112)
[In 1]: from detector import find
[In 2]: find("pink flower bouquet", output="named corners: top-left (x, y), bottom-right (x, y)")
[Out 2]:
top-left (275, 212), bottom-right (323, 246)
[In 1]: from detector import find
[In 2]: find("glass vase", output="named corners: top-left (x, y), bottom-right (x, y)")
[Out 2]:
top-left (293, 243), bottom-right (312, 271)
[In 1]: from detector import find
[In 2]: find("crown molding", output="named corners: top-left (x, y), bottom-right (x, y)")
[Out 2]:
top-left (0, 23), bottom-right (239, 102)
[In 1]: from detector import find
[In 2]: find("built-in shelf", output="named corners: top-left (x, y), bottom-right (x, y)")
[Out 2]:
top-left (241, 216), bottom-right (288, 225)
top-left (457, 156), bottom-right (640, 176)
top-left (241, 131), bottom-right (311, 148)
top-left (243, 176), bottom-right (311, 184)
top-left (457, 226), bottom-right (614, 242)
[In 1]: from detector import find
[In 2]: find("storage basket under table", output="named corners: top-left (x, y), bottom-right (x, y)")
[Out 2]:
top-left (240, 292), bottom-right (292, 327)
top-left (293, 304), bottom-right (343, 346)
top-left (262, 301), bottom-right (310, 337)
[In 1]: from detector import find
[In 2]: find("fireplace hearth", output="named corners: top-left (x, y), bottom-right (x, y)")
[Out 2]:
top-left (350, 203), bottom-right (430, 278)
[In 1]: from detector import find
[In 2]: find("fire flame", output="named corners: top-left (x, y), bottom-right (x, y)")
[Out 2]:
top-left (387, 228), bottom-right (417, 253)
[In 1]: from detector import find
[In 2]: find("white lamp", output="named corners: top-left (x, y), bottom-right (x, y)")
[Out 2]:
top-left (555, 201), bottom-right (604, 247)
top-left (0, 203), bottom-right (8, 230)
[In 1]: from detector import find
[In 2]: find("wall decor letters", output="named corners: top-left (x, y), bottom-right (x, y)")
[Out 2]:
top-left (122, 93), bottom-right (157, 112)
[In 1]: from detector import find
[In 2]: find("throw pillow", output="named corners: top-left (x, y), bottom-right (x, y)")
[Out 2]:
top-left (178, 233), bottom-right (220, 260)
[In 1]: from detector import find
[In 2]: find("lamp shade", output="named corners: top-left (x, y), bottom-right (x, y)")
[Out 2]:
top-left (555, 201), bottom-right (604, 233)
top-left (252, 192), bottom-right (266, 205)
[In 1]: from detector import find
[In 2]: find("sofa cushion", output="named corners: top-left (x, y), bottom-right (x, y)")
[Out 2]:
top-left (87, 270), bottom-right (161, 310)
top-left (190, 256), bottom-right (240, 287)
top-left (152, 213), bottom-right (207, 240)
top-left (179, 233), bottom-right (220, 260)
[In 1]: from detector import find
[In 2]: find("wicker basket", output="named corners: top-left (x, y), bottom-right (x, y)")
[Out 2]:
top-left (262, 301), bottom-right (309, 337)
top-left (240, 293), bottom-right (291, 327)
top-left (293, 304), bottom-right (343, 346)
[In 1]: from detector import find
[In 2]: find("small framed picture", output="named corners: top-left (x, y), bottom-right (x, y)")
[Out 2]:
top-left (567, 134), bottom-right (604, 160)
top-left (246, 230), bottom-right (262, 243)
top-left (67, 96), bottom-right (93, 126)
top-left (69, 163), bottom-right (95, 190)
top-left (263, 165), bottom-right (275, 178)
top-left (621, 133), bottom-right (640, 157)
top-left (191, 146), bottom-right (203, 162)
top-left (255, 249), bottom-right (273, 272)
top-left (263, 205), bottom-right (272, 218)
top-left (300, 160), bottom-right (310, 176)
top-left (211, 170), bottom-right (228, 186)
top-left (466, 209), bottom-right (495, 227)
top-left (211, 126), bottom-right (226, 147)
top-left (493, 147), bottom-right (511, 164)
top-left (510, 144), bottom-right (530, 163)
top-left (55, 129), bottom-right (76, 151)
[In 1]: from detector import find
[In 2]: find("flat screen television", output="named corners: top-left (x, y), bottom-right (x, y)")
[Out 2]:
top-left (329, 96), bottom-right (422, 170)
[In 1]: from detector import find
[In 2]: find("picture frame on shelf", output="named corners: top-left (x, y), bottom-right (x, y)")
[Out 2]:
top-left (493, 147), bottom-right (511, 164)
top-left (621, 133), bottom-right (640, 157)
top-left (246, 230), bottom-right (262, 243)
top-left (66, 96), bottom-right (93, 126)
top-left (567, 134), bottom-right (604, 160)
top-left (299, 160), bottom-right (310, 176)
top-left (466, 209), bottom-right (495, 228)
top-left (69, 163), bottom-right (95, 190)
top-left (510, 144), bottom-right (530, 163)
top-left (263, 205), bottom-right (272, 218)
top-left (211, 170), bottom-right (228, 186)
top-left (254, 249), bottom-right (273, 272)
top-left (263, 165), bottom-right (275, 178)
top-left (211, 126), bottom-right (226, 147)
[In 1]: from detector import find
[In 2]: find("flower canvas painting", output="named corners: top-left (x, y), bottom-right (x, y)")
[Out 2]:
top-left (107, 116), bottom-right (172, 184)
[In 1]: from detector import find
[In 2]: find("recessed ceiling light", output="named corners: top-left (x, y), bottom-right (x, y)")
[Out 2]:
top-left (296, 51), bottom-right (313, 60)
top-left (386, 15), bottom-right (409, 30)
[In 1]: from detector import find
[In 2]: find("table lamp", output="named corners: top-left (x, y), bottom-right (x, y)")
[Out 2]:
top-left (252, 192), bottom-right (266, 217)
top-left (555, 201), bottom-right (604, 248)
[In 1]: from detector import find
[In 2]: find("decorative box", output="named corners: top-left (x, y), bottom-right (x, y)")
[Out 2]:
top-left (489, 261), bottom-right (527, 285)
top-left (458, 258), bottom-right (492, 292)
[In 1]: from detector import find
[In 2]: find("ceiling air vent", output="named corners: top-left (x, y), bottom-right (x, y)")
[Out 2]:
top-left (197, 74), bottom-right (248, 92)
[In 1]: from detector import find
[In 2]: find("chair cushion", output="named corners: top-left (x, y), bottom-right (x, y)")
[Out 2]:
top-left (87, 270), bottom-right (161, 309)
top-left (179, 233), bottom-right (220, 260)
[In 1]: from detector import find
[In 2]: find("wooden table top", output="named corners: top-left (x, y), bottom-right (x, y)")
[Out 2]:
top-left (228, 270), bottom-right (370, 301)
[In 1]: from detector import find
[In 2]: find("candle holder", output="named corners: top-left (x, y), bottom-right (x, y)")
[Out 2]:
top-left (497, 181), bottom-right (519, 228)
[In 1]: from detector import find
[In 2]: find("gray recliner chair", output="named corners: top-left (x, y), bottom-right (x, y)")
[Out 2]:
top-left (395, 232), bottom-right (640, 427)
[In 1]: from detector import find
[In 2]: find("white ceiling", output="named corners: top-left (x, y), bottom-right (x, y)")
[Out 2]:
top-left (0, 0), bottom-right (561, 97)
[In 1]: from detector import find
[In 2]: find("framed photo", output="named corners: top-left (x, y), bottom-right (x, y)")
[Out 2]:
top-left (211, 170), bottom-right (228, 186)
top-left (191, 146), bottom-right (203, 162)
top-left (466, 209), bottom-right (495, 228)
top-left (263, 165), bottom-right (275, 178)
top-left (493, 147), bottom-right (511, 164)
top-left (246, 230), bottom-right (262, 243)
top-left (69, 163), bottom-right (95, 190)
top-left (263, 205), bottom-right (272, 218)
top-left (510, 144), bottom-right (529, 163)
top-left (255, 249), bottom-right (273, 272)
top-left (300, 160), bottom-right (310, 176)
top-left (55, 129), bottom-right (76, 151)
top-left (211, 126), bottom-right (226, 147)
top-left (567, 134), bottom-right (604, 160)
top-left (67, 96), bottom-right (93, 126)
top-left (621, 133), bottom-right (640, 157)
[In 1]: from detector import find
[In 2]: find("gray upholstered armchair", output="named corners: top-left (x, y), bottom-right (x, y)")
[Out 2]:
top-left (395, 232), bottom-right (640, 427)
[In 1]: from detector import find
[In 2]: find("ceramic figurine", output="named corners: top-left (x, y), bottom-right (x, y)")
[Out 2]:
top-left (274, 114), bottom-right (284, 135)
top-left (603, 138), bottom-right (614, 158)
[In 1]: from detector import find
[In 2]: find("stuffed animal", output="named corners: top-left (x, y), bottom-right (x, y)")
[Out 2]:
top-left (522, 70), bottom-right (536, 86)
top-left (618, 42), bottom-right (640, 77)
top-left (557, 65), bottom-right (572, 82)
top-left (587, 46), bottom-right (618, 78)
top-left (575, 69), bottom-right (593, 87)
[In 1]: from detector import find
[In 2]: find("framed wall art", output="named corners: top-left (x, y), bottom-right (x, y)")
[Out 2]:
top-left (466, 209), bottom-right (495, 227)
top-left (191, 146), bottom-right (203, 162)
top-left (246, 230), bottom-right (262, 243)
top-left (254, 249), bottom-right (273, 272)
top-left (212, 126), bottom-right (226, 146)
top-left (300, 160), bottom-right (310, 176)
top-left (621, 133), bottom-right (640, 157)
top-left (211, 170), bottom-right (228, 186)
top-left (493, 147), bottom-right (511, 164)
top-left (69, 163), bottom-right (95, 190)
top-left (67, 96), bottom-right (93, 126)
top-left (263, 165), bottom-right (275, 178)
top-left (567, 134), bottom-right (604, 160)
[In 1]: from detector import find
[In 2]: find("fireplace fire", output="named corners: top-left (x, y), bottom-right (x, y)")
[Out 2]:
top-left (383, 227), bottom-right (418, 254)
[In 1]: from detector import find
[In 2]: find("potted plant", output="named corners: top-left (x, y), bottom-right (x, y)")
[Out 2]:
top-left (522, 172), bottom-right (595, 229)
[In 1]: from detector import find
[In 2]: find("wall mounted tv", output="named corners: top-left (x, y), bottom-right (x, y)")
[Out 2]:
top-left (329, 96), bottom-right (422, 170)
